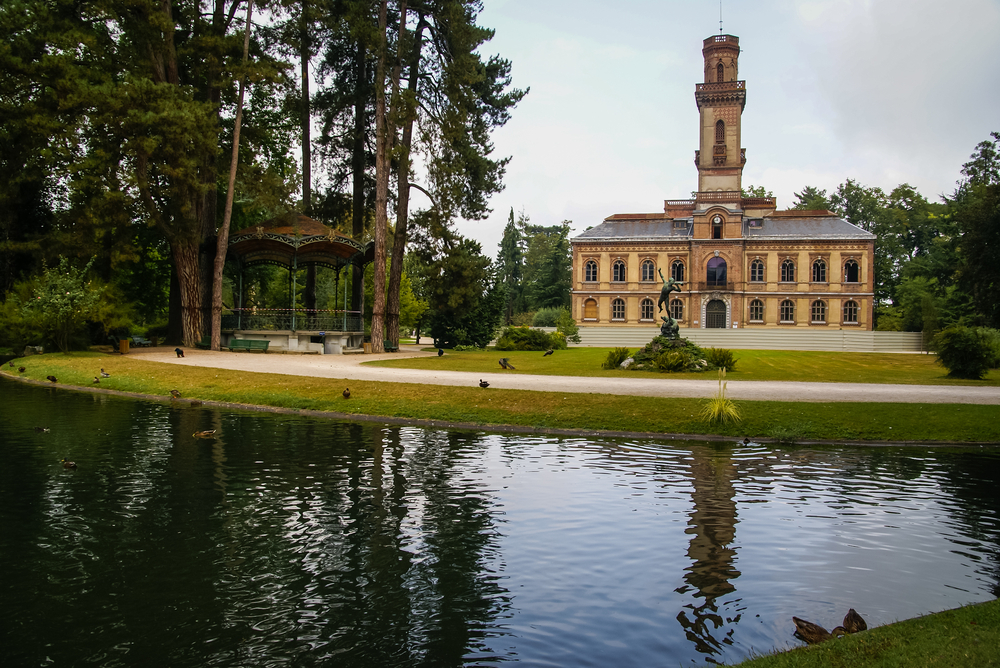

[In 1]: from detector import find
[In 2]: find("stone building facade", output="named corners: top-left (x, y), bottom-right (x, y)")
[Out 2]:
top-left (570, 34), bottom-right (876, 331)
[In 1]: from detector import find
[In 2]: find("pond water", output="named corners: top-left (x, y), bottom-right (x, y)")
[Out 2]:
top-left (2, 379), bottom-right (998, 667)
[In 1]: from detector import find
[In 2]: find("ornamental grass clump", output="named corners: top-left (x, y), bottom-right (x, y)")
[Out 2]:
top-left (699, 368), bottom-right (742, 424)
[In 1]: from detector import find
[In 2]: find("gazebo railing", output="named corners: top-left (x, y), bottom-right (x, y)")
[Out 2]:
top-left (222, 309), bottom-right (363, 332)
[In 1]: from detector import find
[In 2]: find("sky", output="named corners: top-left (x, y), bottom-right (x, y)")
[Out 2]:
top-left (434, 0), bottom-right (1000, 256)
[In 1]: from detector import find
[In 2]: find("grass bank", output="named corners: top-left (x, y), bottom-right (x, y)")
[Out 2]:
top-left (4, 352), bottom-right (999, 443)
top-left (731, 598), bottom-right (1000, 667)
top-left (370, 347), bottom-right (1000, 385)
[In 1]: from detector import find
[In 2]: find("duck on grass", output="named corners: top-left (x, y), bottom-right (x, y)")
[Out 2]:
top-left (603, 336), bottom-right (738, 373)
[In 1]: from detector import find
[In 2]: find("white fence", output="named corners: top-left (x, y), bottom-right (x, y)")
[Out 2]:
top-left (568, 327), bottom-right (926, 353)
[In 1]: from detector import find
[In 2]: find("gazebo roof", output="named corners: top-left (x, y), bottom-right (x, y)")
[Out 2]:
top-left (227, 212), bottom-right (373, 269)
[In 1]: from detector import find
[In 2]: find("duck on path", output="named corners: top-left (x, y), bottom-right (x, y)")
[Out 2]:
top-left (479, 379), bottom-right (489, 388)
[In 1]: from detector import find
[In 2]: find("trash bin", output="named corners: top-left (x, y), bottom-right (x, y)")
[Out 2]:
top-left (119, 338), bottom-right (129, 354)
top-left (363, 342), bottom-right (372, 354)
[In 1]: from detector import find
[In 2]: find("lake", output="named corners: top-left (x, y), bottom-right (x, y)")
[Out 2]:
top-left (2, 379), bottom-right (998, 666)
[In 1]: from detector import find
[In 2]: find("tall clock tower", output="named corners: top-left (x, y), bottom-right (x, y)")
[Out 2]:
top-left (695, 35), bottom-right (746, 195)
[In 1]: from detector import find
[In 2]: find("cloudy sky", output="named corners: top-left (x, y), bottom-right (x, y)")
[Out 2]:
top-left (437, 0), bottom-right (1000, 255)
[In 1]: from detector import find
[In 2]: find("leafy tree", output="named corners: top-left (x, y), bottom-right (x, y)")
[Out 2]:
top-left (384, 0), bottom-right (527, 349)
top-left (497, 207), bottom-right (524, 322)
top-left (792, 186), bottom-right (831, 210)
top-left (741, 184), bottom-right (773, 198)
top-left (953, 132), bottom-right (1000, 328)
top-left (22, 257), bottom-right (100, 352)
top-left (522, 221), bottom-right (572, 311)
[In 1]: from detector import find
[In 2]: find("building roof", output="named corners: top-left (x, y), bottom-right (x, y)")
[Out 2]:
top-left (573, 217), bottom-right (692, 241)
top-left (745, 214), bottom-right (875, 240)
top-left (571, 211), bottom-right (874, 243)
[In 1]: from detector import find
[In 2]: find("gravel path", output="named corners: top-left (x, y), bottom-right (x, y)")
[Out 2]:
top-left (129, 346), bottom-right (1000, 405)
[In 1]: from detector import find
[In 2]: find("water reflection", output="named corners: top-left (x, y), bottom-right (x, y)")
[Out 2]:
top-left (1, 378), bottom-right (998, 667)
top-left (676, 446), bottom-right (742, 658)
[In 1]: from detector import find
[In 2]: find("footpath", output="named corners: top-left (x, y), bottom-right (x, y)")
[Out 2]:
top-left (130, 346), bottom-right (1000, 405)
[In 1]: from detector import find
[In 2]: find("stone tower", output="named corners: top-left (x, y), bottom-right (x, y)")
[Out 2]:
top-left (695, 35), bottom-right (745, 195)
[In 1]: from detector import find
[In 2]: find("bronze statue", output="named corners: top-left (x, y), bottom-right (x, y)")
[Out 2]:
top-left (660, 314), bottom-right (680, 340)
top-left (657, 268), bottom-right (683, 314)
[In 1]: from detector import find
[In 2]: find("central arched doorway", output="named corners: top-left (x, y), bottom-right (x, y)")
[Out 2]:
top-left (706, 300), bottom-right (727, 328)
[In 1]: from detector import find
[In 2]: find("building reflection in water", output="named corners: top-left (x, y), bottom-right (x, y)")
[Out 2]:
top-left (675, 446), bottom-right (743, 659)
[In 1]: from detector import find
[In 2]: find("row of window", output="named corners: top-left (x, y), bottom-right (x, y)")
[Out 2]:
top-left (584, 258), bottom-right (861, 284)
top-left (751, 299), bottom-right (859, 324)
top-left (587, 298), bottom-right (861, 324)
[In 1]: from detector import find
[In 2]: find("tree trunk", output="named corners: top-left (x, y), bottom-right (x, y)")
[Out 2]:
top-left (211, 0), bottom-right (253, 351)
top-left (300, 0), bottom-right (311, 214)
top-left (351, 38), bottom-right (367, 314)
top-left (371, 0), bottom-right (390, 353)
top-left (174, 239), bottom-right (205, 347)
top-left (386, 15), bottom-right (425, 349)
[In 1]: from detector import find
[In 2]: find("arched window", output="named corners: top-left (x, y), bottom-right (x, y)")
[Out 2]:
top-left (780, 299), bottom-right (795, 323)
top-left (671, 259), bottom-right (685, 283)
top-left (715, 119), bottom-right (725, 143)
top-left (749, 299), bottom-right (764, 322)
top-left (812, 259), bottom-right (827, 283)
top-left (707, 257), bottom-right (727, 287)
top-left (811, 300), bottom-right (826, 322)
top-left (843, 300), bottom-right (859, 324)
top-left (717, 62), bottom-right (724, 82)
top-left (611, 298), bottom-right (625, 320)
top-left (641, 298), bottom-right (654, 320)
top-left (750, 259), bottom-right (765, 282)
top-left (641, 260), bottom-right (655, 282)
top-left (584, 260), bottom-right (598, 282)
top-left (583, 298), bottom-right (598, 320)
top-left (844, 259), bottom-right (860, 283)
top-left (612, 260), bottom-right (626, 282)
top-left (781, 259), bottom-right (795, 282)
top-left (670, 299), bottom-right (683, 321)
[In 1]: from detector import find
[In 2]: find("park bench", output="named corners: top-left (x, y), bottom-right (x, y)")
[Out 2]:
top-left (228, 339), bottom-right (270, 353)
top-left (383, 339), bottom-right (399, 353)
top-left (132, 335), bottom-right (152, 347)
top-left (195, 336), bottom-right (211, 350)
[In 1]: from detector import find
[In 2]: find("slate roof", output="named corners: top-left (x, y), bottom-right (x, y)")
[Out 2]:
top-left (573, 217), bottom-right (692, 241)
top-left (744, 215), bottom-right (875, 240)
top-left (571, 212), bottom-right (874, 242)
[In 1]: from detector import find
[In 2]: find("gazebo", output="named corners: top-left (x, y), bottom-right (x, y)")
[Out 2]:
top-left (222, 213), bottom-right (374, 354)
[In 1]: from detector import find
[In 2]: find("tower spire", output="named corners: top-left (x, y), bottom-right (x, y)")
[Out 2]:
top-left (719, 0), bottom-right (723, 34)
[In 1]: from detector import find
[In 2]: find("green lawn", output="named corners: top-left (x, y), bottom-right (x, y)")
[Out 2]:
top-left (5, 352), bottom-right (999, 443)
top-left (731, 599), bottom-right (1000, 667)
top-left (371, 347), bottom-right (1000, 386)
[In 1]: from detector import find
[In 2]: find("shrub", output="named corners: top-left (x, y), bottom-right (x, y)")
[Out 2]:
top-left (705, 347), bottom-right (738, 371)
top-left (631, 336), bottom-right (707, 372)
top-left (654, 350), bottom-right (690, 372)
top-left (980, 328), bottom-right (1000, 369)
top-left (531, 307), bottom-right (563, 327)
top-left (555, 307), bottom-right (581, 344)
top-left (602, 347), bottom-right (632, 370)
top-left (495, 326), bottom-right (567, 351)
top-left (932, 325), bottom-right (992, 379)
